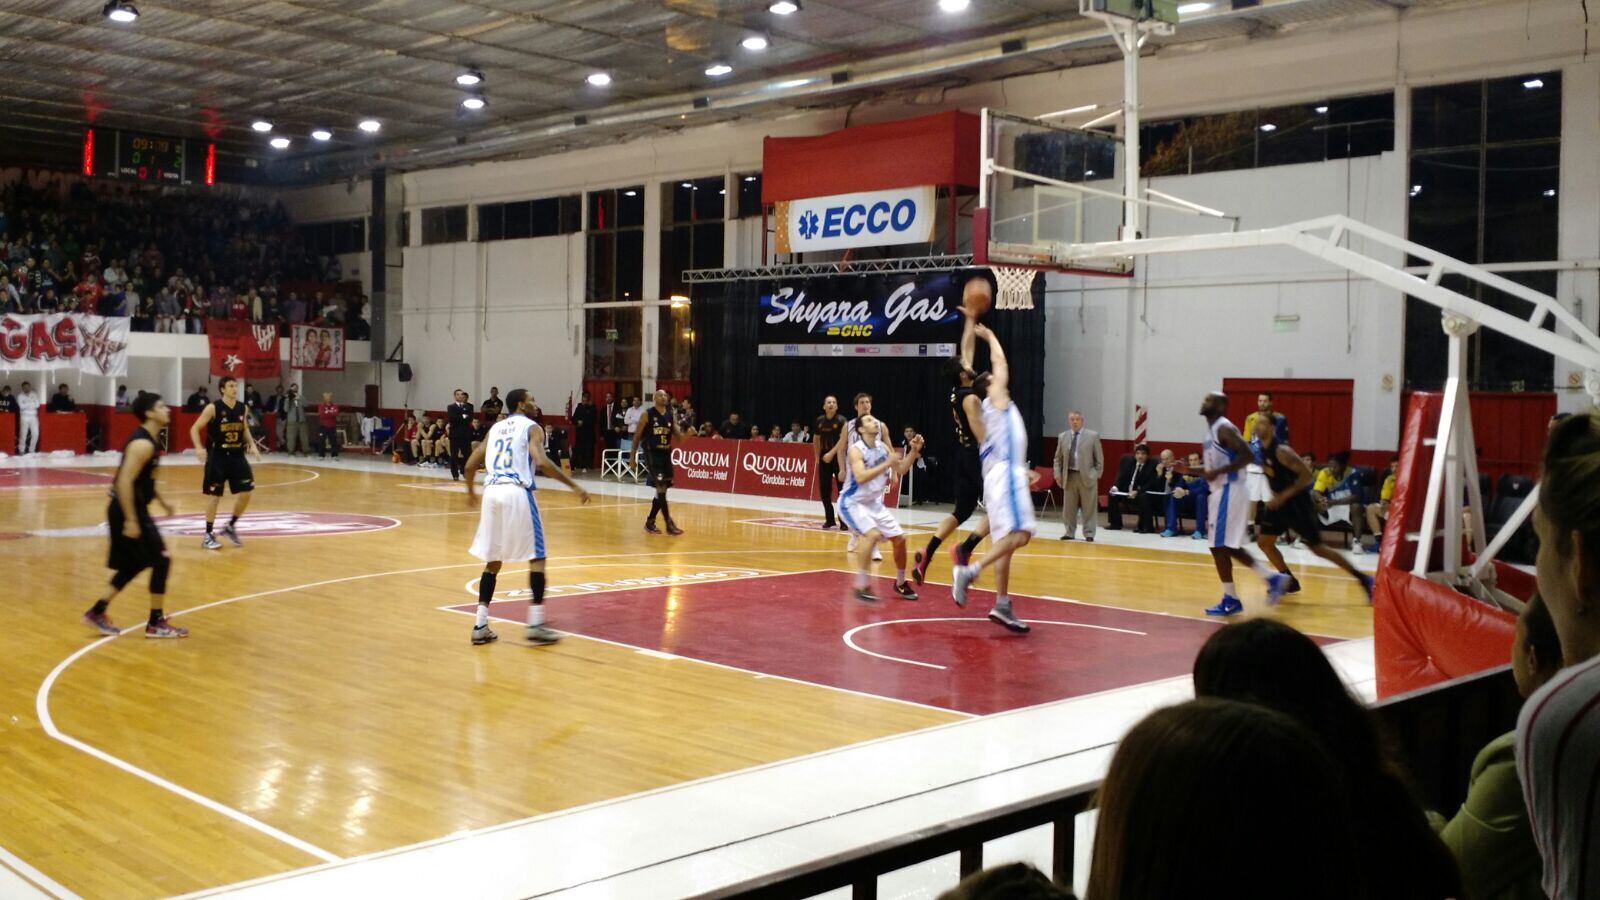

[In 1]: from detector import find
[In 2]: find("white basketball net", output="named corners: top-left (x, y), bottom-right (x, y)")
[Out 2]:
top-left (993, 266), bottom-right (1038, 310)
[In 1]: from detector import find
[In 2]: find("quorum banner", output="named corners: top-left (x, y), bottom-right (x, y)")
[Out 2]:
top-left (758, 271), bottom-right (964, 358)
top-left (0, 313), bottom-right (130, 376)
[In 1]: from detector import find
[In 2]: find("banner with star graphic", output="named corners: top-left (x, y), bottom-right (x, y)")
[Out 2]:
top-left (207, 319), bottom-right (281, 379)
top-left (0, 313), bottom-right (130, 376)
top-left (773, 185), bottom-right (936, 254)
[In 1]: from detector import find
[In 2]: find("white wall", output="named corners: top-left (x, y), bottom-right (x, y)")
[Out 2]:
top-left (274, 0), bottom-right (1600, 446)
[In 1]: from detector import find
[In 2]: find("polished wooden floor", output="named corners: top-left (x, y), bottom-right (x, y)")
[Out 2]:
top-left (0, 461), bottom-right (1373, 897)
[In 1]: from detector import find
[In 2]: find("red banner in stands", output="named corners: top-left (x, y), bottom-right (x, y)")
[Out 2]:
top-left (761, 111), bottom-right (980, 204)
top-left (207, 319), bottom-right (280, 379)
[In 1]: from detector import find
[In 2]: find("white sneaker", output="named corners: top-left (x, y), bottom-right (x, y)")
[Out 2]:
top-left (871, 546), bottom-right (883, 561)
top-left (847, 534), bottom-right (859, 552)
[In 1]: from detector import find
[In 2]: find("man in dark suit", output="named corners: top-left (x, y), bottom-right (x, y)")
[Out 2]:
top-left (1108, 442), bottom-right (1160, 532)
top-left (602, 392), bottom-right (620, 451)
top-left (571, 391), bottom-right (596, 472)
top-left (445, 389), bottom-right (475, 481)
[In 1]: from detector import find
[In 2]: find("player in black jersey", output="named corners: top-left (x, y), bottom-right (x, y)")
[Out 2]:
top-left (631, 389), bottom-right (692, 535)
top-left (188, 375), bottom-right (261, 550)
top-left (82, 392), bottom-right (188, 638)
top-left (813, 396), bottom-right (847, 529)
top-left (1252, 415), bottom-right (1374, 601)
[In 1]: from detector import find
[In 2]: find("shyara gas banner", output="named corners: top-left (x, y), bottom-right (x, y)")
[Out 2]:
top-left (757, 272), bottom-right (963, 358)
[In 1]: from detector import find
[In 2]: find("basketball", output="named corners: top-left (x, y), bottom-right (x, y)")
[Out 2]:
top-left (963, 278), bottom-right (993, 317)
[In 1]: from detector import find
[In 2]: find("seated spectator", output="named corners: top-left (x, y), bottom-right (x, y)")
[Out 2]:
top-left (1193, 619), bottom-right (1463, 900)
top-left (414, 414), bottom-right (440, 467)
top-left (719, 412), bottom-right (743, 439)
top-left (47, 383), bottom-right (76, 412)
top-left (939, 863), bottom-right (1074, 900)
top-left (114, 385), bottom-right (131, 411)
top-left (749, 424), bottom-right (763, 441)
top-left (1434, 595), bottom-right (1562, 900)
top-left (1313, 451), bottom-right (1365, 541)
top-left (1107, 442), bottom-right (1159, 532)
top-left (767, 425), bottom-right (783, 441)
top-left (1520, 410), bottom-right (1600, 900)
top-left (1362, 457), bottom-right (1399, 552)
top-left (1160, 451), bottom-right (1209, 539)
top-left (0, 385), bottom-right (15, 413)
top-left (394, 414), bottom-right (420, 463)
top-left (1086, 698), bottom-right (1365, 900)
top-left (184, 386), bottom-right (209, 413)
top-left (783, 420), bottom-right (806, 443)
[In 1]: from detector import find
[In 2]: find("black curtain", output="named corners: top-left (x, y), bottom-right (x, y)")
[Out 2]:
top-left (689, 272), bottom-right (1046, 503)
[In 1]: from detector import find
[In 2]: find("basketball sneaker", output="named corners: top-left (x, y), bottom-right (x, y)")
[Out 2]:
top-left (1265, 572), bottom-right (1292, 606)
top-left (222, 525), bottom-right (243, 548)
top-left (852, 587), bottom-right (878, 603)
top-left (893, 581), bottom-right (919, 600)
top-left (951, 563), bottom-right (976, 608)
top-left (1285, 575), bottom-right (1302, 594)
top-left (471, 625), bottom-right (498, 645)
top-left (911, 550), bottom-right (928, 585)
top-left (871, 546), bottom-right (883, 561)
top-left (951, 543), bottom-right (972, 568)
top-left (201, 533), bottom-right (222, 551)
top-left (525, 625), bottom-right (562, 645)
top-left (145, 618), bottom-right (188, 638)
top-left (1205, 595), bottom-right (1243, 617)
top-left (82, 611), bottom-right (120, 636)
top-left (988, 603), bottom-right (1029, 633)
top-left (847, 533), bottom-right (859, 552)
top-left (644, 520), bottom-right (661, 534)
top-left (665, 519), bottom-right (684, 536)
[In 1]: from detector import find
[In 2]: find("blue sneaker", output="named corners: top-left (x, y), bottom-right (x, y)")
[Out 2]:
top-left (1191, 530), bottom-right (1207, 541)
top-left (1266, 572), bottom-right (1291, 606)
top-left (1205, 595), bottom-right (1243, 616)
top-left (1358, 574), bottom-right (1375, 603)
top-left (1160, 529), bottom-right (1178, 538)
top-left (951, 563), bottom-right (975, 609)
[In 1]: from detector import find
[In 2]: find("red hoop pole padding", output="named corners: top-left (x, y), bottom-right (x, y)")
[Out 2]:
top-left (1374, 567), bottom-right (1516, 697)
top-left (972, 208), bottom-right (990, 266)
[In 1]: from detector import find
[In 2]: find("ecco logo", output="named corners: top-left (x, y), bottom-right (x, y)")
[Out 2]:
top-left (818, 199), bottom-right (917, 239)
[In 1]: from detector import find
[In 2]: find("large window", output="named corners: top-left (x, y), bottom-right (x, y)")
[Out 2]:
top-left (735, 172), bottom-right (764, 219)
top-left (1141, 92), bottom-right (1394, 177)
top-left (660, 176), bottom-right (725, 299)
top-left (1406, 72), bottom-right (1561, 391)
top-left (478, 195), bottom-right (581, 242)
top-left (296, 219), bottom-right (366, 255)
top-left (585, 186), bottom-right (644, 301)
top-left (658, 303), bottom-right (694, 382)
top-left (420, 205), bottom-right (468, 245)
top-left (584, 307), bottom-right (642, 379)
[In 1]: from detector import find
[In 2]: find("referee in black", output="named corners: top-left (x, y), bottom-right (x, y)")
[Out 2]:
top-left (446, 388), bottom-right (475, 481)
top-left (631, 389), bottom-right (690, 535)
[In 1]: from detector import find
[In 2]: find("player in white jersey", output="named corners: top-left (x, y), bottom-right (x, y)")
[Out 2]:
top-left (832, 392), bottom-right (882, 561)
top-left (950, 316), bottom-right (1037, 632)
top-left (463, 388), bottom-right (590, 646)
top-left (842, 415), bottom-right (924, 602)
top-left (1183, 392), bottom-right (1290, 617)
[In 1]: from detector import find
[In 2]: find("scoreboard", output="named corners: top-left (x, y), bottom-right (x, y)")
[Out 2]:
top-left (82, 129), bottom-right (216, 186)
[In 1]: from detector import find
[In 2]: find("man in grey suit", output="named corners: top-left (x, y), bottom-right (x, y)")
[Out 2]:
top-left (1053, 411), bottom-right (1103, 541)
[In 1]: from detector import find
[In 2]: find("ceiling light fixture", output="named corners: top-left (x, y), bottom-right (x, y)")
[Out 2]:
top-left (269, 137), bottom-right (290, 150)
top-left (1544, 188), bottom-right (1557, 197)
top-left (742, 35), bottom-right (770, 51)
top-left (102, 1), bottom-right (139, 23)
top-left (938, 0), bottom-right (971, 12)
top-left (774, 78), bottom-right (812, 89)
top-left (1410, 184), bottom-right (1422, 197)
top-left (358, 119), bottom-right (381, 133)
top-left (586, 72), bottom-right (612, 87)
top-left (1259, 123), bottom-right (1277, 132)
top-left (769, 1), bottom-right (801, 12)
top-left (1314, 105), bottom-right (1329, 114)
top-left (311, 129), bottom-right (332, 141)
top-left (1523, 78), bottom-right (1544, 89)
top-left (251, 120), bottom-right (273, 133)
top-left (456, 71), bottom-right (483, 87)
top-left (461, 96), bottom-right (486, 110)
top-left (624, 190), bottom-right (638, 197)
top-left (705, 63), bottom-right (733, 77)
top-left (1176, 2), bottom-right (1211, 13)
top-left (743, 175), bottom-right (757, 182)
top-left (681, 181), bottom-right (693, 188)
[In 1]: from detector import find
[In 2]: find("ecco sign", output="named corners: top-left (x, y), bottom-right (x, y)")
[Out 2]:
top-left (781, 186), bottom-right (936, 253)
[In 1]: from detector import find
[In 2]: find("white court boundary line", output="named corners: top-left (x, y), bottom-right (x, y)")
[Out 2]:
top-left (0, 843), bottom-right (80, 900)
top-left (843, 617), bottom-right (1147, 670)
top-left (0, 464), bottom-right (321, 497)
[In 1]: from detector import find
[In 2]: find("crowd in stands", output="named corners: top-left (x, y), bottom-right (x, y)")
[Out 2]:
top-left (944, 410), bottom-right (1600, 900)
top-left (0, 176), bottom-right (370, 338)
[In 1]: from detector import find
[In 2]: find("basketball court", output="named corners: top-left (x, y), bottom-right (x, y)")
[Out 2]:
top-left (0, 454), bottom-right (1375, 898)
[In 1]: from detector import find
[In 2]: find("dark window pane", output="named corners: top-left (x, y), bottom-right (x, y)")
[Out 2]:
top-left (692, 222), bottom-right (723, 270)
top-left (658, 304), bottom-right (693, 381)
top-left (560, 195), bottom-right (581, 234)
top-left (694, 176), bottom-right (725, 221)
top-left (585, 307), bottom-right (642, 379)
top-left (504, 201), bottom-right (533, 240)
top-left (1476, 271), bottom-right (1555, 390)
top-left (1484, 143), bottom-right (1559, 263)
top-left (1412, 82), bottom-right (1481, 150)
top-left (529, 197), bottom-right (560, 237)
top-left (669, 181), bottom-right (694, 224)
top-left (586, 232), bottom-right (615, 300)
top-left (1326, 93), bottom-right (1394, 159)
top-left (1257, 105), bottom-right (1325, 167)
top-left (1328, 92), bottom-right (1393, 127)
top-left (660, 228), bottom-right (687, 299)
top-left (737, 173), bottom-right (763, 218)
top-left (445, 206), bottom-right (467, 242)
top-left (588, 190), bottom-right (612, 231)
top-left (1185, 111), bottom-right (1257, 174)
top-left (616, 229), bottom-right (643, 300)
top-left (1487, 71), bottom-right (1561, 143)
top-left (1140, 121), bottom-right (1187, 176)
top-left (618, 186), bottom-right (645, 228)
top-left (1408, 151), bottom-right (1480, 264)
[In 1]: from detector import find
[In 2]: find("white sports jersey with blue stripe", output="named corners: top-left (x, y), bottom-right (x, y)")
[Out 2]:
top-left (839, 439), bottom-right (902, 538)
top-left (469, 414), bottom-right (547, 561)
top-left (979, 398), bottom-right (1037, 541)
top-left (1203, 415), bottom-right (1249, 549)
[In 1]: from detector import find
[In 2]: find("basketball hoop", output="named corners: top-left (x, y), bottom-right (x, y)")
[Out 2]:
top-left (993, 266), bottom-right (1038, 310)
